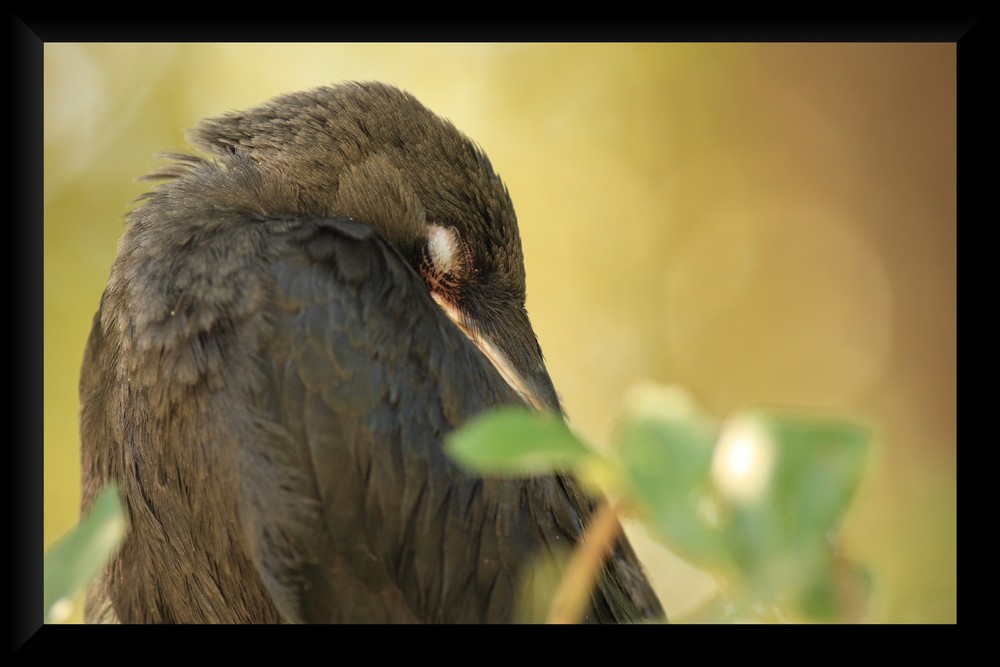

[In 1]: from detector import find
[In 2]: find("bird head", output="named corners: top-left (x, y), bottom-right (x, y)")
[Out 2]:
top-left (188, 81), bottom-right (560, 414)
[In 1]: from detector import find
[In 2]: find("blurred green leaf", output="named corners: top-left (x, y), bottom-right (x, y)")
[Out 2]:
top-left (778, 552), bottom-right (873, 623)
top-left (756, 409), bottom-right (870, 538)
top-left (613, 385), bottom-right (730, 569)
top-left (711, 409), bottom-right (872, 619)
top-left (445, 407), bottom-right (596, 475)
top-left (44, 485), bottom-right (126, 623)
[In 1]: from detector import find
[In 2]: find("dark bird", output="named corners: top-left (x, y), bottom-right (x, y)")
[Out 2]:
top-left (80, 82), bottom-right (664, 623)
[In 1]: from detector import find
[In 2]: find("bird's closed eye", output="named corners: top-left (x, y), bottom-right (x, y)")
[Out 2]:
top-left (420, 224), bottom-right (474, 296)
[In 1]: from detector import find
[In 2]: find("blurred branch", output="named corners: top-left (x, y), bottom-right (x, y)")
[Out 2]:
top-left (546, 501), bottom-right (623, 624)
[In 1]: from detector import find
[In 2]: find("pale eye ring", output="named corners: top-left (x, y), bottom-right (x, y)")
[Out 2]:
top-left (426, 224), bottom-right (462, 275)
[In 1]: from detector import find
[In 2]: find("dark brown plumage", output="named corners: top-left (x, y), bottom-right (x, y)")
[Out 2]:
top-left (80, 82), bottom-right (663, 623)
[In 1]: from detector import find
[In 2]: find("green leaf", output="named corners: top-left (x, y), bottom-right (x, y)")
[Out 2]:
top-left (44, 484), bottom-right (127, 623)
top-left (712, 408), bottom-right (871, 606)
top-left (613, 384), bottom-right (730, 569)
top-left (445, 407), bottom-right (595, 475)
top-left (758, 409), bottom-right (870, 538)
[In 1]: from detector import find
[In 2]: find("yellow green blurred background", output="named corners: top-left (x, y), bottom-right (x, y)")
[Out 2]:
top-left (44, 43), bottom-right (956, 623)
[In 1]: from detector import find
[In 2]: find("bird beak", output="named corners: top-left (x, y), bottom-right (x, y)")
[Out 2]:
top-left (524, 364), bottom-right (562, 415)
top-left (431, 292), bottom-right (561, 414)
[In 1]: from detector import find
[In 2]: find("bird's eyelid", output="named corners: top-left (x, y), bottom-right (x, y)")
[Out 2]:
top-left (425, 224), bottom-right (464, 276)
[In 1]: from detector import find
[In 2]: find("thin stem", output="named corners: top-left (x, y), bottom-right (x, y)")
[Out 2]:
top-left (546, 501), bottom-right (623, 624)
